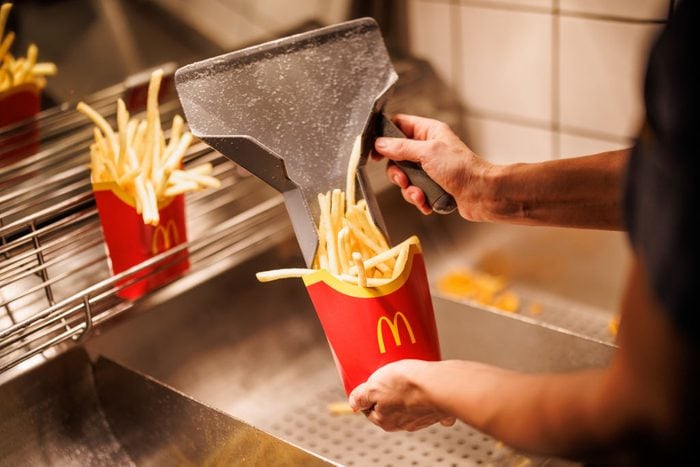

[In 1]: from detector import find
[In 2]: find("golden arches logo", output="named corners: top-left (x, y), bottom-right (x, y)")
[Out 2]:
top-left (377, 311), bottom-right (416, 354)
top-left (151, 219), bottom-right (180, 254)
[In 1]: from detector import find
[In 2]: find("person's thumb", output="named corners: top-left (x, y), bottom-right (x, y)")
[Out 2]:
top-left (348, 383), bottom-right (373, 412)
top-left (375, 137), bottom-right (430, 164)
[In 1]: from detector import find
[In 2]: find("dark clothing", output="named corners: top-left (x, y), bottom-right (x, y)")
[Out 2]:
top-left (624, 0), bottom-right (700, 343)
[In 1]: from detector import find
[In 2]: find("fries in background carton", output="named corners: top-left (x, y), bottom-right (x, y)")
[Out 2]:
top-left (78, 68), bottom-right (221, 299)
top-left (0, 3), bottom-right (57, 156)
top-left (78, 69), bottom-right (220, 225)
top-left (0, 3), bottom-right (56, 96)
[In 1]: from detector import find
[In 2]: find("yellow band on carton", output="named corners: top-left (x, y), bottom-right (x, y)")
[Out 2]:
top-left (302, 240), bottom-right (423, 298)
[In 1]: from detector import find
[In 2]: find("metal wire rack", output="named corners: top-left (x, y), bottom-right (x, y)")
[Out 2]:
top-left (0, 79), bottom-right (292, 376)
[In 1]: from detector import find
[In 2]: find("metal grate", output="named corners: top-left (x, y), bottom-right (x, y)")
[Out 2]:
top-left (0, 78), bottom-right (291, 376)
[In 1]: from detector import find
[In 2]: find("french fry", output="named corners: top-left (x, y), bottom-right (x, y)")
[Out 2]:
top-left (162, 131), bottom-right (192, 172)
top-left (77, 69), bottom-right (220, 225)
top-left (352, 252), bottom-right (367, 287)
top-left (117, 98), bottom-right (129, 170)
top-left (78, 102), bottom-right (119, 159)
top-left (0, 4), bottom-right (56, 92)
top-left (345, 135), bottom-right (362, 206)
top-left (0, 32), bottom-right (13, 63)
top-left (164, 180), bottom-right (199, 198)
top-left (256, 268), bottom-right (317, 282)
top-left (327, 401), bottom-right (356, 415)
top-left (30, 62), bottom-right (56, 76)
top-left (186, 162), bottom-right (214, 176)
top-left (0, 4), bottom-right (11, 41)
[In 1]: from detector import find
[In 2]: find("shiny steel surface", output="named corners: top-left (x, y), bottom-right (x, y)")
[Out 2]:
top-left (1, 55), bottom-right (626, 465)
top-left (176, 18), bottom-right (398, 266)
top-left (0, 347), bottom-right (332, 466)
top-left (0, 75), bottom-right (286, 375)
top-left (85, 226), bottom-right (613, 466)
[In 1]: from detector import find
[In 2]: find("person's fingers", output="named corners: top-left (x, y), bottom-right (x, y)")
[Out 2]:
top-left (440, 416), bottom-right (457, 427)
top-left (391, 114), bottom-right (444, 140)
top-left (370, 149), bottom-right (383, 162)
top-left (388, 162), bottom-right (432, 214)
top-left (405, 416), bottom-right (441, 432)
top-left (386, 162), bottom-right (409, 189)
top-left (375, 137), bottom-right (434, 164)
top-left (348, 383), bottom-right (374, 412)
top-left (367, 411), bottom-right (401, 432)
top-left (402, 186), bottom-right (431, 215)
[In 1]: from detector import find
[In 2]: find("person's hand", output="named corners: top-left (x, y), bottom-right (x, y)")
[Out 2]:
top-left (348, 359), bottom-right (456, 432)
top-left (373, 114), bottom-right (495, 220)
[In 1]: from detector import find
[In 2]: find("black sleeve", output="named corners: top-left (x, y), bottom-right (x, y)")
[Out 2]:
top-left (623, 0), bottom-right (700, 342)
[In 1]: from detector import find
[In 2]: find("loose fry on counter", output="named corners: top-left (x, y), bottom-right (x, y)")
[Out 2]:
top-left (438, 270), bottom-right (522, 313)
top-left (256, 135), bottom-right (420, 287)
top-left (609, 316), bottom-right (620, 337)
top-left (327, 401), bottom-right (357, 415)
top-left (77, 68), bottom-right (221, 225)
top-left (0, 3), bottom-right (57, 93)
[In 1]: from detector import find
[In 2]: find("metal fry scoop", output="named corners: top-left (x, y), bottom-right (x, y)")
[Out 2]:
top-left (175, 18), bottom-right (455, 267)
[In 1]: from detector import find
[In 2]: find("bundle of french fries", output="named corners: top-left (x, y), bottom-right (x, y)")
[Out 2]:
top-left (256, 136), bottom-right (419, 288)
top-left (77, 68), bottom-right (220, 226)
top-left (0, 3), bottom-right (57, 93)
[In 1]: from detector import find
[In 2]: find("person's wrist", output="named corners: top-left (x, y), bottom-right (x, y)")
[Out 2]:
top-left (410, 360), bottom-right (451, 412)
top-left (479, 163), bottom-right (520, 223)
top-left (455, 160), bottom-right (504, 222)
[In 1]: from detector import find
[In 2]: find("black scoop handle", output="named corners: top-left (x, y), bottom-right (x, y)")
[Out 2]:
top-left (377, 116), bottom-right (457, 214)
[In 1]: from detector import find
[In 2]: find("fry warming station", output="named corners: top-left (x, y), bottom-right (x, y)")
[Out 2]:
top-left (1, 7), bottom-right (625, 467)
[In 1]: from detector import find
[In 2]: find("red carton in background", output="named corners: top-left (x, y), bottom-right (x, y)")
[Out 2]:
top-left (92, 182), bottom-right (190, 300)
top-left (303, 240), bottom-right (441, 395)
top-left (0, 83), bottom-right (41, 160)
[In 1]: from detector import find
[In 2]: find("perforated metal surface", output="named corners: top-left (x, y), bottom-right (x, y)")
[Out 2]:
top-left (225, 348), bottom-right (557, 467)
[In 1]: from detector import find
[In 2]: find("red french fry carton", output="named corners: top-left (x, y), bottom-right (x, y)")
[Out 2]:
top-left (92, 182), bottom-right (190, 300)
top-left (0, 83), bottom-right (41, 160)
top-left (303, 238), bottom-right (441, 395)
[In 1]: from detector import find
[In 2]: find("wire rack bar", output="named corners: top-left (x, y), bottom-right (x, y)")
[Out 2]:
top-left (0, 78), bottom-right (292, 375)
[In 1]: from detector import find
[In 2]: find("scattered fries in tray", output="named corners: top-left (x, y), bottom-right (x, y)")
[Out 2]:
top-left (0, 3), bottom-right (57, 93)
top-left (256, 136), bottom-right (418, 288)
top-left (438, 270), bottom-right (521, 313)
top-left (77, 68), bottom-right (220, 225)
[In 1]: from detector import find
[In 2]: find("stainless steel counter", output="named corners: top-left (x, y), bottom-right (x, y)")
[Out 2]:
top-left (84, 225), bottom-right (615, 466)
top-left (1, 52), bottom-right (626, 465)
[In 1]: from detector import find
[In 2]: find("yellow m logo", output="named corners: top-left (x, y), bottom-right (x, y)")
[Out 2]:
top-left (151, 219), bottom-right (180, 254)
top-left (377, 311), bottom-right (416, 354)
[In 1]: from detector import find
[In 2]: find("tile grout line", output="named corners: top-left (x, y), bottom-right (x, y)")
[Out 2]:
top-left (450, 0), bottom-right (468, 139)
top-left (551, 0), bottom-right (561, 159)
top-left (451, 0), bottom-right (668, 24)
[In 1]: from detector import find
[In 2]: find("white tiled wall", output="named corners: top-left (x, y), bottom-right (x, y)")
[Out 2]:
top-left (559, 0), bottom-right (669, 21)
top-left (153, 0), bottom-right (350, 49)
top-left (155, 0), bottom-right (669, 165)
top-left (456, 6), bottom-right (552, 124)
top-left (407, 0), bottom-right (453, 88)
top-left (465, 116), bottom-right (552, 165)
top-left (470, 0), bottom-right (551, 10)
top-left (407, 0), bottom-right (670, 163)
top-left (559, 17), bottom-right (662, 139)
top-left (559, 133), bottom-right (629, 159)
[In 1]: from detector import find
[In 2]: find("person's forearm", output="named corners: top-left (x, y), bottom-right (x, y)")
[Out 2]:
top-left (479, 149), bottom-right (629, 230)
top-left (417, 361), bottom-right (611, 456)
top-left (414, 257), bottom-right (686, 460)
